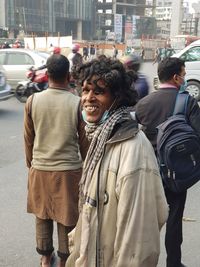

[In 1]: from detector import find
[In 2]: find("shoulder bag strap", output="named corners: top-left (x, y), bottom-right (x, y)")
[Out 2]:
top-left (173, 93), bottom-right (189, 116)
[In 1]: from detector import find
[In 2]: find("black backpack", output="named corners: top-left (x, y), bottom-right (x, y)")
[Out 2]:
top-left (157, 92), bottom-right (200, 193)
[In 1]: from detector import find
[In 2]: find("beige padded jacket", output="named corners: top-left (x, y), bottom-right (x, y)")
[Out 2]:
top-left (66, 119), bottom-right (168, 267)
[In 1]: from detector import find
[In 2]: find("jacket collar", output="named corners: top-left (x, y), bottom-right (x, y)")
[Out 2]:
top-left (107, 118), bottom-right (139, 144)
top-left (159, 83), bottom-right (177, 89)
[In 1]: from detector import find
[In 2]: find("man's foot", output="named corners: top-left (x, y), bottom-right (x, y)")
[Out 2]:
top-left (56, 259), bottom-right (66, 267)
top-left (40, 253), bottom-right (55, 267)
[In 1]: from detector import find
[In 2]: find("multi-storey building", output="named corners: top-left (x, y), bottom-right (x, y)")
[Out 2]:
top-left (146, 0), bottom-right (193, 38)
top-left (0, 0), bottom-right (160, 41)
top-left (95, 0), bottom-right (156, 41)
top-left (155, 6), bottom-right (172, 20)
top-left (1, 0), bottom-right (93, 40)
top-left (156, 0), bottom-right (172, 7)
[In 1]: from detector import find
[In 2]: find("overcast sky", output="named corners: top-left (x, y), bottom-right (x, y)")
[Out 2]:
top-left (189, 0), bottom-right (199, 13)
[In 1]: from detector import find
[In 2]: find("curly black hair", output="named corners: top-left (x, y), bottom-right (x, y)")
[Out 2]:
top-left (74, 57), bottom-right (138, 107)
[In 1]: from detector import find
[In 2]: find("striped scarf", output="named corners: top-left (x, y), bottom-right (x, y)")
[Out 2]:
top-left (79, 106), bottom-right (131, 208)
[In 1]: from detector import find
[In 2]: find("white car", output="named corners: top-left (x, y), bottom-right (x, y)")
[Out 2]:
top-left (171, 40), bottom-right (200, 100)
top-left (154, 40), bottom-right (200, 100)
top-left (0, 70), bottom-right (12, 101)
top-left (0, 48), bottom-right (50, 89)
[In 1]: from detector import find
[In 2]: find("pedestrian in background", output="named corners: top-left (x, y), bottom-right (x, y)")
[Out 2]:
top-left (140, 46), bottom-right (145, 60)
top-left (24, 54), bottom-right (88, 267)
top-left (153, 47), bottom-right (161, 65)
top-left (2, 41), bottom-right (10, 48)
top-left (112, 44), bottom-right (118, 59)
top-left (66, 57), bottom-right (168, 267)
top-left (131, 46), bottom-right (135, 54)
top-left (135, 57), bottom-right (200, 267)
top-left (89, 44), bottom-right (96, 60)
top-left (95, 44), bottom-right (101, 57)
top-left (12, 39), bottom-right (21, 48)
top-left (121, 54), bottom-right (150, 99)
top-left (68, 43), bottom-right (83, 71)
top-left (82, 45), bottom-right (89, 61)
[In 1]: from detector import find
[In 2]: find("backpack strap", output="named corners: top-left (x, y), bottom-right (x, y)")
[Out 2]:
top-left (173, 93), bottom-right (189, 115)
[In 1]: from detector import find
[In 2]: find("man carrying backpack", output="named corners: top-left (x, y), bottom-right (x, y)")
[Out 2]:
top-left (135, 57), bottom-right (200, 267)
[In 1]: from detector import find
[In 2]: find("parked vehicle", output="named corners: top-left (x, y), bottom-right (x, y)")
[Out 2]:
top-left (153, 40), bottom-right (200, 100)
top-left (15, 67), bottom-right (48, 103)
top-left (0, 48), bottom-right (50, 89)
top-left (170, 35), bottom-right (200, 51)
top-left (0, 69), bottom-right (13, 102)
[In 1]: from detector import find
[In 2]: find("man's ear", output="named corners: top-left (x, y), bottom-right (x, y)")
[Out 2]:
top-left (172, 74), bottom-right (180, 87)
top-left (173, 74), bottom-right (179, 82)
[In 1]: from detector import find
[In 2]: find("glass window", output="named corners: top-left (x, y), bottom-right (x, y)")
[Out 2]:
top-left (37, 51), bottom-right (51, 59)
top-left (0, 53), bottom-right (6, 65)
top-left (180, 47), bottom-right (200, 62)
top-left (6, 53), bottom-right (34, 65)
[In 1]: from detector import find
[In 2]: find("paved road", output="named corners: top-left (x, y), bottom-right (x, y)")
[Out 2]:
top-left (0, 64), bottom-right (200, 266)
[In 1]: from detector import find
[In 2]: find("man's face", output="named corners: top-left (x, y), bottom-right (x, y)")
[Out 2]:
top-left (81, 75), bottom-right (115, 123)
top-left (174, 66), bottom-right (186, 88)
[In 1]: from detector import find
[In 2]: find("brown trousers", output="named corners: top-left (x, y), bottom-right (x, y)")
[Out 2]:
top-left (36, 217), bottom-right (74, 260)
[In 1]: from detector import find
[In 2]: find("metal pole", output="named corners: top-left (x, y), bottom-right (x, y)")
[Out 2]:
top-left (22, 6), bottom-right (27, 35)
top-left (52, 0), bottom-right (54, 35)
top-left (98, 14), bottom-right (100, 40)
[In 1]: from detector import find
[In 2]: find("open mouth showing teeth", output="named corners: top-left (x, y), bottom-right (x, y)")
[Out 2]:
top-left (85, 106), bottom-right (98, 112)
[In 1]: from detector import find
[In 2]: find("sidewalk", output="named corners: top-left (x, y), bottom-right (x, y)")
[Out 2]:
top-left (157, 184), bottom-right (200, 267)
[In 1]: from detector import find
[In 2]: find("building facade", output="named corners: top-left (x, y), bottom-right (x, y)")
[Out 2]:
top-left (95, 0), bottom-right (156, 42)
top-left (2, 0), bottom-right (93, 40)
top-left (146, 0), bottom-right (193, 38)
top-left (0, 0), bottom-right (159, 42)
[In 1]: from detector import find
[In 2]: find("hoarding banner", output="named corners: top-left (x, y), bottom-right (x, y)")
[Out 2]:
top-left (24, 36), bottom-right (72, 50)
top-left (125, 15), bottom-right (132, 41)
top-left (114, 14), bottom-right (122, 42)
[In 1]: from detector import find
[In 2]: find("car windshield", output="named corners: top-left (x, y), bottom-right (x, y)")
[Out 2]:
top-left (180, 46), bottom-right (200, 62)
top-left (33, 50), bottom-right (51, 59)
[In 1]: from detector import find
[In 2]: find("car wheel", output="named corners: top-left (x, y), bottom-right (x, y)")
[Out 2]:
top-left (186, 81), bottom-right (200, 101)
top-left (15, 84), bottom-right (28, 103)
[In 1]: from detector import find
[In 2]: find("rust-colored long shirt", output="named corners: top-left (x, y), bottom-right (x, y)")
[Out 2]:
top-left (24, 89), bottom-right (89, 226)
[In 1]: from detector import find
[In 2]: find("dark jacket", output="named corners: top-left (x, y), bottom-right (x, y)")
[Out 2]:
top-left (72, 53), bottom-right (83, 66)
top-left (134, 73), bottom-right (149, 99)
top-left (135, 87), bottom-right (200, 152)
